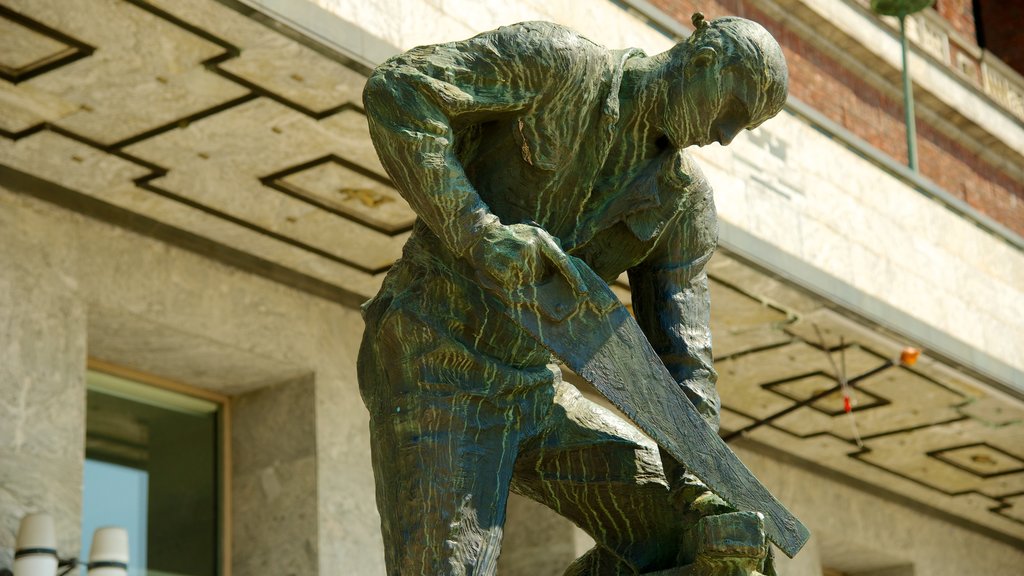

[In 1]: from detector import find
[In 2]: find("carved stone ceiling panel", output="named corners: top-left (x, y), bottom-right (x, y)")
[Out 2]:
top-left (0, 0), bottom-right (401, 302)
top-left (122, 98), bottom-right (406, 273)
top-left (708, 256), bottom-right (1024, 541)
top-left (1, 0), bottom-right (1021, 545)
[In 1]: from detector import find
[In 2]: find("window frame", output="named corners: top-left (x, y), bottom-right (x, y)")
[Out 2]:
top-left (87, 358), bottom-right (233, 576)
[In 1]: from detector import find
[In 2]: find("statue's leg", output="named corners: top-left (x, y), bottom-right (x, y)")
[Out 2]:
top-left (359, 305), bottom-right (553, 576)
top-left (511, 382), bottom-right (771, 576)
top-left (511, 382), bottom-right (682, 575)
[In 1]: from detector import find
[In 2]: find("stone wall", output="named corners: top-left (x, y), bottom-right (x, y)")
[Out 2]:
top-left (702, 105), bottom-right (1024, 373)
top-left (0, 184), bottom-right (380, 574)
top-left (735, 442), bottom-right (1024, 576)
top-left (0, 190), bottom-right (86, 566)
top-left (934, 0), bottom-right (976, 43)
top-left (647, 0), bottom-right (1024, 236)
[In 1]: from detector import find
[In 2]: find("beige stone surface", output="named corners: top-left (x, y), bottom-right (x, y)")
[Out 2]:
top-left (233, 456), bottom-right (319, 574)
top-left (498, 493), bottom-right (580, 575)
top-left (87, 306), bottom-right (310, 396)
top-left (219, 33), bottom-right (365, 114)
top-left (0, 16), bottom-right (69, 70)
top-left (710, 278), bottom-right (794, 359)
top-left (707, 252), bottom-right (822, 315)
top-left (0, 187), bottom-right (86, 564)
top-left (274, 158), bottom-right (415, 234)
top-left (700, 105), bottom-right (1024, 374)
top-left (772, 533), bottom-right (823, 576)
top-left (4, 0), bottom-right (249, 145)
top-left (0, 130), bottom-right (386, 299)
top-left (124, 98), bottom-right (406, 273)
top-left (0, 186), bottom-right (383, 573)
top-left (734, 443), bottom-right (1024, 576)
top-left (232, 377), bottom-right (318, 575)
top-left (302, 0), bottom-right (675, 58)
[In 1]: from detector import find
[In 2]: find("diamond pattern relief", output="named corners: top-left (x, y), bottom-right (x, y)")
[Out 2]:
top-left (769, 373), bottom-right (888, 417)
top-left (2, 0), bottom-right (249, 145)
top-left (123, 98), bottom-right (406, 273)
top-left (854, 418), bottom-right (1024, 498)
top-left (999, 495), bottom-right (1024, 523)
top-left (0, 6), bottom-right (93, 83)
top-left (717, 342), bottom-right (887, 400)
top-left (930, 443), bottom-right (1024, 478)
top-left (707, 255), bottom-right (1024, 535)
top-left (262, 156), bottom-right (415, 235)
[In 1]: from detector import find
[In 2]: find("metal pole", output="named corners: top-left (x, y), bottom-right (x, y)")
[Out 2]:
top-left (900, 14), bottom-right (919, 172)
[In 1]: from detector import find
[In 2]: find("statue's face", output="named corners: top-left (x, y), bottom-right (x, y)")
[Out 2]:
top-left (705, 70), bottom-right (756, 146)
top-left (666, 64), bottom-right (761, 148)
top-left (663, 20), bottom-right (787, 149)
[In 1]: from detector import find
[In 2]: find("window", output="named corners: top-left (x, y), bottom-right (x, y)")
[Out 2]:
top-left (83, 366), bottom-right (228, 576)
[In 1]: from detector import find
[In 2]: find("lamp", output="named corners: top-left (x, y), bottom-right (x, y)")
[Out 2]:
top-left (12, 513), bottom-right (58, 576)
top-left (86, 528), bottom-right (128, 576)
top-left (870, 0), bottom-right (936, 172)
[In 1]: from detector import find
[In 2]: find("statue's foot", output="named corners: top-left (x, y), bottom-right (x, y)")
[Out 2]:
top-left (693, 511), bottom-right (770, 576)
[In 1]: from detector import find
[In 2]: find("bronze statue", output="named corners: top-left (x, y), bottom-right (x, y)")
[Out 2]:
top-left (358, 13), bottom-right (801, 575)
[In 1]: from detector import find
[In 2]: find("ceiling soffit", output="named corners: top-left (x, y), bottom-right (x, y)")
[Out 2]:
top-left (1, 0), bottom-right (404, 305)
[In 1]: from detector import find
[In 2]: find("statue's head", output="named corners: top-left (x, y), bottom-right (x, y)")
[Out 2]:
top-left (663, 14), bottom-right (788, 147)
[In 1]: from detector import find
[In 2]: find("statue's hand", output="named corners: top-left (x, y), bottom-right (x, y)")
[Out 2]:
top-left (468, 221), bottom-right (587, 303)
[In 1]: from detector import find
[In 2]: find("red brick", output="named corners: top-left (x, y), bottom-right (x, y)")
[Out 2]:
top-left (647, 0), bottom-right (1024, 236)
top-left (934, 0), bottom-right (977, 44)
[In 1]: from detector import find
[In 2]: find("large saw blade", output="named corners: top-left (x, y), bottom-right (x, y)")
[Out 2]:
top-left (498, 259), bottom-right (810, 558)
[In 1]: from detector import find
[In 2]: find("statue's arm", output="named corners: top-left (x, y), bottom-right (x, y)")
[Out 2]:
top-left (627, 168), bottom-right (720, 428)
top-left (363, 24), bottom-right (593, 295)
top-left (363, 26), bottom-right (556, 257)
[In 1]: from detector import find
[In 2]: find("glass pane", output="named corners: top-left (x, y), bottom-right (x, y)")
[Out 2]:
top-left (84, 372), bottom-right (219, 576)
top-left (82, 460), bottom-right (149, 576)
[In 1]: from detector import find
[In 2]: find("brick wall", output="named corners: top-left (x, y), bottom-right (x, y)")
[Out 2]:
top-left (933, 0), bottom-right (976, 43)
top-left (647, 0), bottom-right (1024, 237)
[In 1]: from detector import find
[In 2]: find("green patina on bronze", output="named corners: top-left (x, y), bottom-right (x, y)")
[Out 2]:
top-left (357, 13), bottom-right (800, 575)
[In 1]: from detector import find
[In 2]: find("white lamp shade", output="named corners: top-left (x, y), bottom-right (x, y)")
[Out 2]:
top-left (87, 527), bottom-right (129, 576)
top-left (12, 556), bottom-right (58, 576)
top-left (13, 513), bottom-right (58, 576)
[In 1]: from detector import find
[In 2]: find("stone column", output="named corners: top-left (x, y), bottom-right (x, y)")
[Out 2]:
top-left (232, 375), bottom-right (319, 575)
top-left (0, 187), bottom-right (87, 566)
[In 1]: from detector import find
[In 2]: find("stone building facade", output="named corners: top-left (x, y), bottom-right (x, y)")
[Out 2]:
top-left (1, 0), bottom-right (1022, 575)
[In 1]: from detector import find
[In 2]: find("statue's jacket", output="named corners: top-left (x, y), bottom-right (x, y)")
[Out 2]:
top-left (361, 21), bottom-right (721, 426)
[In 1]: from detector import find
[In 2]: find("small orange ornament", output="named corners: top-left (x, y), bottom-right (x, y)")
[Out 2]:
top-left (900, 347), bottom-right (921, 366)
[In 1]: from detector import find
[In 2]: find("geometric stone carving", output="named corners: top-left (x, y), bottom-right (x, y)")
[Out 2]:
top-left (218, 33), bottom-right (366, 116)
top-left (768, 372), bottom-right (888, 416)
top-left (0, 7), bottom-right (93, 84)
top-left (124, 98), bottom-right (407, 274)
top-left (3, 0), bottom-right (248, 146)
top-left (846, 365), bottom-right (966, 440)
top-left (709, 278), bottom-right (793, 359)
top-left (997, 495), bottom-right (1024, 524)
top-left (262, 155), bottom-right (415, 234)
top-left (930, 443), bottom-right (1024, 479)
